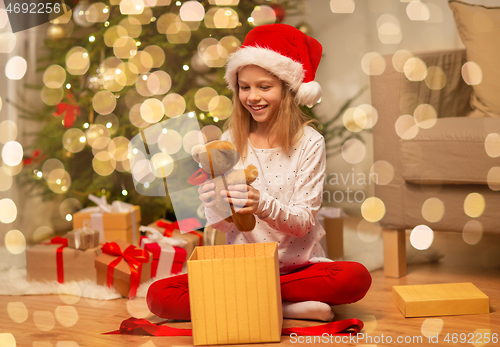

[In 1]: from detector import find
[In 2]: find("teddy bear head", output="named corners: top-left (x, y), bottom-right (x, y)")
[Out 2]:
top-left (191, 140), bottom-right (240, 177)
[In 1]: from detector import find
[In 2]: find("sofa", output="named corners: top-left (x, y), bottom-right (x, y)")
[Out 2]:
top-left (371, 48), bottom-right (500, 278)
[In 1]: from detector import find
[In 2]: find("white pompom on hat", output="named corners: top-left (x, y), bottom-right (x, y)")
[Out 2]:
top-left (225, 23), bottom-right (323, 107)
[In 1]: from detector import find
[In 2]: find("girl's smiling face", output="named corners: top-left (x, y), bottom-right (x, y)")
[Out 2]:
top-left (237, 65), bottom-right (283, 127)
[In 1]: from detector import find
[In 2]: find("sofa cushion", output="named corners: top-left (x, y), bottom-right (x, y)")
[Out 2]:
top-left (400, 117), bottom-right (500, 184)
top-left (449, 0), bottom-right (500, 118)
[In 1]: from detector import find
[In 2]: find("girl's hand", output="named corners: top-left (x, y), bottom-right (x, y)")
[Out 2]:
top-left (198, 182), bottom-right (216, 208)
top-left (222, 184), bottom-right (260, 214)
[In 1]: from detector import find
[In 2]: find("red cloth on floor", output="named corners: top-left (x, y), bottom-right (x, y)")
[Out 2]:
top-left (146, 261), bottom-right (371, 320)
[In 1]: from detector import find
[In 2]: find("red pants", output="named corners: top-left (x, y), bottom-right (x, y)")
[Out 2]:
top-left (147, 262), bottom-right (372, 320)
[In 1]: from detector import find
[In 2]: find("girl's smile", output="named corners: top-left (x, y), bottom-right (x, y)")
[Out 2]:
top-left (237, 65), bottom-right (283, 127)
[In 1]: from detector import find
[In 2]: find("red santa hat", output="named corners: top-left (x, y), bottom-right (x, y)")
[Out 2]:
top-left (225, 23), bottom-right (323, 107)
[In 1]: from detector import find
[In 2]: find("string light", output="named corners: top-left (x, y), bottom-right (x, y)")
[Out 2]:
top-left (183, 65), bottom-right (189, 71)
top-left (89, 36), bottom-right (95, 42)
top-left (66, 84), bottom-right (71, 89)
top-left (122, 189), bottom-right (128, 196)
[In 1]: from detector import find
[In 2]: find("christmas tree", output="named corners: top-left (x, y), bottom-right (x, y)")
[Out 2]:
top-left (17, 0), bottom-right (309, 225)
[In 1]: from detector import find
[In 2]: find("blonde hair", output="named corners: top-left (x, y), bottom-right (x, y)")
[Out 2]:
top-left (223, 81), bottom-right (317, 160)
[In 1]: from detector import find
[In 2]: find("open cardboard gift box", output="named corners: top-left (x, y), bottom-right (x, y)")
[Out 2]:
top-left (188, 242), bottom-right (282, 345)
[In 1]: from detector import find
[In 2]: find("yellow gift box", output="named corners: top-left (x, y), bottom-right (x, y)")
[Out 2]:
top-left (188, 243), bottom-right (282, 346)
top-left (393, 282), bottom-right (489, 317)
top-left (73, 205), bottom-right (141, 245)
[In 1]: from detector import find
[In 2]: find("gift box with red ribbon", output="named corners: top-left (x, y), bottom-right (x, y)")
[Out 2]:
top-left (147, 218), bottom-right (203, 258)
top-left (26, 237), bottom-right (102, 283)
top-left (94, 240), bottom-right (152, 299)
top-left (139, 236), bottom-right (187, 279)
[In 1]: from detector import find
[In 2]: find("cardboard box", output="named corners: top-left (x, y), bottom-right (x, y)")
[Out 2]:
top-left (393, 282), bottom-right (490, 317)
top-left (324, 217), bottom-right (343, 260)
top-left (66, 229), bottom-right (100, 250)
top-left (188, 243), bottom-right (282, 346)
top-left (148, 219), bottom-right (202, 258)
top-left (26, 244), bottom-right (101, 282)
top-left (95, 240), bottom-right (152, 298)
top-left (73, 206), bottom-right (141, 244)
top-left (140, 236), bottom-right (187, 278)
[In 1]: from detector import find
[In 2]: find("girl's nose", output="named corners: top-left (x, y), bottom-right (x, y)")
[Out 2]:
top-left (248, 88), bottom-right (260, 102)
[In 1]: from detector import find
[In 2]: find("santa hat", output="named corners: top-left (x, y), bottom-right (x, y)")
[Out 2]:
top-left (225, 23), bottom-right (323, 107)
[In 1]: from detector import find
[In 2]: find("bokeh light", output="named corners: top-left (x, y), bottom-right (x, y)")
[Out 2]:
top-left (113, 36), bottom-right (138, 59)
top-left (343, 107), bottom-right (363, 133)
top-left (41, 86), bottom-right (64, 106)
top-left (421, 318), bottom-right (443, 338)
top-left (377, 14), bottom-right (402, 44)
top-left (120, 16), bottom-right (142, 38)
top-left (63, 128), bottom-right (86, 153)
top-left (93, 151), bottom-right (116, 176)
top-left (96, 113), bottom-right (120, 135)
top-left (0, 32), bottom-right (16, 53)
top-left (86, 2), bottom-right (110, 23)
top-left (5, 229), bottom-right (25, 254)
top-left (392, 49), bottom-right (413, 73)
top-left (7, 302), bottom-right (28, 323)
top-left (330, 0), bottom-right (355, 13)
top-left (208, 95), bottom-right (232, 120)
top-left (86, 124), bottom-right (110, 148)
top-left (65, 47), bottom-right (90, 75)
top-left (395, 114), bottom-right (419, 140)
top-left (425, 66), bottom-right (447, 90)
top-left (0, 120), bottom-right (18, 144)
top-left (129, 51), bottom-right (153, 74)
top-left (151, 153), bottom-right (174, 178)
top-left (356, 219), bottom-right (382, 243)
top-left (370, 160), bottom-right (394, 186)
top-left (0, 199), bottom-right (17, 224)
top-left (119, 0), bottom-right (144, 15)
top-left (462, 220), bottom-right (483, 245)
top-left (183, 130), bottom-right (202, 154)
top-left (462, 61), bottom-right (482, 85)
top-left (2, 141), bottom-right (23, 166)
top-left (421, 197), bottom-right (445, 223)
top-left (404, 57), bottom-right (427, 81)
top-left (32, 226), bottom-right (55, 243)
top-left (93, 90), bottom-right (117, 115)
top-left (406, 1), bottom-right (430, 21)
top-left (0, 334), bottom-right (15, 347)
top-left (251, 6), bottom-right (276, 26)
top-left (200, 125), bottom-right (223, 144)
top-left (361, 197), bottom-right (386, 223)
top-left (487, 166), bottom-right (500, 191)
top-left (33, 311), bottom-right (56, 331)
top-left (341, 139), bottom-right (366, 164)
top-left (43, 65), bottom-right (66, 89)
top-left (5, 56), bottom-right (27, 80)
top-left (180, 1), bottom-right (205, 21)
top-left (0, 167), bottom-right (13, 191)
top-left (104, 25), bottom-right (128, 47)
top-left (140, 98), bottom-right (165, 123)
top-left (162, 93), bottom-right (186, 118)
top-left (47, 168), bottom-right (71, 194)
top-left (55, 306), bottom-right (79, 327)
top-left (361, 52), bottom-right (386, 76)
top-left (158, 129), bottom-right (182, 154)
top-left (60, 198), bottom-right (83, 221)
top-left (166, 22), bottom-right (191, 44)
top-left (354, 104), bottom-right (378, 129)
top-left (126, 297), bottom-right (151, 318)
top-left (484, 133), bottom-right (500, 158)
top-left (147, 71), bottom-right (172, 95)
top-left (410, 225), bottom-right (434, 250)
top-left (463, 192), bottom-right (485, 218)
top-left (58, 282), bottom-right (82, 304)
top-left (414, 104), bottom-right (437, 129)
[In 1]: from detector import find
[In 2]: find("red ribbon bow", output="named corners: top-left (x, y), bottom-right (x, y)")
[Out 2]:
top-left (101, 242), bottom-right (150, 299)
top-left (53, 93), bottom-right (80, 128)
top-left (104, 317), bottom-right (364, 337)
top-left (47, 236), bottom-right (68, 284)
top-left (157, 219), bottom-right (202, 246)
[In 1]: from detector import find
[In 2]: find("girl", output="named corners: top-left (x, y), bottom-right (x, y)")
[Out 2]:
top-left (147, 23), bottom-right (371, 322)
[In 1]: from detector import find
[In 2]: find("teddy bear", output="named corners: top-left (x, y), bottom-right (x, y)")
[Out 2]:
top-left (190, 140), bottom-right (258, 232)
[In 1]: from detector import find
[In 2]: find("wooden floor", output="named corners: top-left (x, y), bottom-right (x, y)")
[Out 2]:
top-left (1, 230), bottom-right (499, 347)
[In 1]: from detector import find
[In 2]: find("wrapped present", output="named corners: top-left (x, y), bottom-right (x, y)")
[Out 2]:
top-left (188, 243), bottom-right (282, 345)
top-left (148, 218), bottom-right (202, 258)
top-left (73, 194), bottom-right (141, 245)
top-left (65, 222), bottom-right (100, 250)
top-left (26, 237), bottom-right (102, 283)
top-left (95, 240), bottom-right (152, 299)
top-left (139, 227), bottom-right (188, 278)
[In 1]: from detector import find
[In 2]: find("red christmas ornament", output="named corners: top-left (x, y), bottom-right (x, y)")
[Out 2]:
top-left (53, 93), bottom-right (80, 128)
top-left (270, 4), bottom-right (285, 23)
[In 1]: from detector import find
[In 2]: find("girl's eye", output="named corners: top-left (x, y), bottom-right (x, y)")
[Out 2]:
top-left (261, 86), bottom-right (270, 90)
top-left (239, 86), bottom-right (249, 90)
